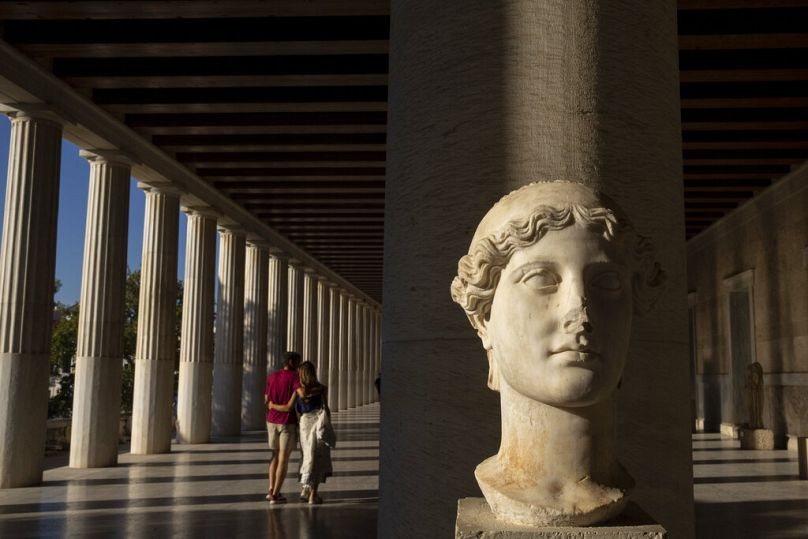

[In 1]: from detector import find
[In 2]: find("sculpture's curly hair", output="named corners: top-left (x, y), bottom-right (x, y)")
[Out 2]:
top-left (450, 204), bottom-right (666, 338)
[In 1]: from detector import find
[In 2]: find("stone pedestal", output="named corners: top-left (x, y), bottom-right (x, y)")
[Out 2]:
top-left (720, 422), bottom-right (740, 440)
top-left (455, 498), bottom-right (667, 539)
top-left (739, 427), bottom-right (775, 450)
top-left (798, 437), bottom-right (808, 480)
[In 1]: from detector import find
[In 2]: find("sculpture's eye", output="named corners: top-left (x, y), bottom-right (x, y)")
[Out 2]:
top-left (589, 271), bottom-right (622, 291)
top-left (520, 268), bottom-right (560, 293)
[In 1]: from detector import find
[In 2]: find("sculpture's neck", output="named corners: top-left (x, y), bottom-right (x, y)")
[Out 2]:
top-left (497, 378), bottom-right (618, 486)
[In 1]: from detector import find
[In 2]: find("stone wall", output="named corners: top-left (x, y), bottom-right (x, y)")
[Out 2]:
top-left (687, 161), bottom-right (808, 446)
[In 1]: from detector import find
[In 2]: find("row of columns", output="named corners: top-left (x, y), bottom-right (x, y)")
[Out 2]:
top-left (0, 111), bottom-right (382, 487)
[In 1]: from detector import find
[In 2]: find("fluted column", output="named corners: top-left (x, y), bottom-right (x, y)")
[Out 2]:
top-left (267, 251), bottom-right (288, 373)
top-left (211, 226), bottom-right (245, 437)
top-left (347, 296), bottom-right (358, 408)
top-left (337, 291), bottom-right (350, 411)
top-left (363, 304), bottom-right (372, 405)
top-left (327, 284), bottom-right (340, 408)
top-left (302, 269), bottom-right (318, 363)
top-left (355, 299), bottom-right (366, 408)
top-left (241, 241), bottom-right (268, 431)
top-left (0, 112), bottom-right (62, 487)
top-left (176, 209), bottom-right (217, 444)
top-left (70, 150), bottom-right (131, 468)
top-left (316, 277), bottom-right (330, 382)
top-left (286, 259), bottom-right (304, 355)
top-left (375, 309), bottom-right (382, 402)
top-left (131, 185), bottom-right (179, 455)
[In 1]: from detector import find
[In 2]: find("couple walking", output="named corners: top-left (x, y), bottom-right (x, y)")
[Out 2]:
top-left (264, 351), bottom-right (334, 505)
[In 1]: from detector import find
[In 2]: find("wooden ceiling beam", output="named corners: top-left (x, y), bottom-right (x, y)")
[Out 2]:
top-left (683, 157), bottom-right (805, 165)
top-left (193, 160), bottom-right (384, 169)
top-left (136, 125), bottom-right (387, 135)
top-left (0, 1), bottom-right (390, 19)
top-left (680, 69), bottom-right (808, 83)
top-left (678, 0), bottom-right (808, 9)
top-left (682, 121), bottom-right (808, 131)
top-left (678, 33), bottom-right (808, 50)
top-left (15, 41), bottom-right (389, 58)
top-left (105, 102), bottom-right (388, 114)
top-left (682, 141), bottom-right (808, 149)
top-left (64, 74), bottom-right (389, 89)
top-left (681, 97), bottom-right (808, 109)
top-left (161, 144), bottom-right (386, 152)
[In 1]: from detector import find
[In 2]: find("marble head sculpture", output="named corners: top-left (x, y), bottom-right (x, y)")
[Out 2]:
top-left (450, 181), bottom-right (665, 527)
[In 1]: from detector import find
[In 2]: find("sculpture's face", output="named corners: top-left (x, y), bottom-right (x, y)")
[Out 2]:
top-left (484, 224), bottom-right (632, 407)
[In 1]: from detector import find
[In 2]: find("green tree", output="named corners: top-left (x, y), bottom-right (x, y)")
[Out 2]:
top-left (48, 271), bottom-right (184, 417)
top-left (48, 280), bottom-right (79, 418)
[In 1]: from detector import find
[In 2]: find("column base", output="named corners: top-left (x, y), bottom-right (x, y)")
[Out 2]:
top-left (739, 428), bottom-right (775, 450)
top-left (720, 422), bottom-right (740, 439)
top-left (456, 498), bottom-right (667, 539)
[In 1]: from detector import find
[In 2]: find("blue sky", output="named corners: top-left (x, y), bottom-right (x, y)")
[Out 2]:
top-left (0, 116), bottom-right (190, 305)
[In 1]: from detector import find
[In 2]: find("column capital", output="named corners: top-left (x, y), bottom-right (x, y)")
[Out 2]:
top-left (246, 237), bottom-right (270, 250)
top-left (303, 266), bottom-right (318, 275)
top-left (216, 221), bottom-right (246, 236)
top-left (288, 257), bottom-right (304, 268)
top-left (268, 247), bottom-right (287, 259)
top-left (79, 148), bottom-right (137, 167)
top-left (6, 104), bottom-right (68, 127)
top-left (137, 181), bottom-right (181, 197)
top-left (181, 204), bottom-right (219, 220)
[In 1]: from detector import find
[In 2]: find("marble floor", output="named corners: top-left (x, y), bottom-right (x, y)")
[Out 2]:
top-left (693, 432), bottom-right (808, 538)
top-left (2, 412), bottom-right (807, 538)
top-left (0, 403), bottom-right (379, 538)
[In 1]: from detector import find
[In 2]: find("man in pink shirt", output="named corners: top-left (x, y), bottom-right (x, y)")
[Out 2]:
top-left (264, 351), bottom-right (301, 503)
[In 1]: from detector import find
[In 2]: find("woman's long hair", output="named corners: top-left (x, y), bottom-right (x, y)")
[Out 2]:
top-left (298, 361), bottom-right (323, 400)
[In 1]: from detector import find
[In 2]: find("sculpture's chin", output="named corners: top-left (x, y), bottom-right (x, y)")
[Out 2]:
top-left (474, 456), bottom-right (634, 527)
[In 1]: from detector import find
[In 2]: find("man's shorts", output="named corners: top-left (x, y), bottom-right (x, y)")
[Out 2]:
top-left (267, 422), bottom-right (298, 454)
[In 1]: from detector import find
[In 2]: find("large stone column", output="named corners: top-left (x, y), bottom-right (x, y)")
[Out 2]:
top-left (70, 150), bottom-right (131, 468)
top-left (316, 277), bottom-right (330, 383)
top-left (337, 291), bottom-right (350, 411)
top-left (301, 268), bottom-right (318, 363)
top-left (351, 297), bottom-right (363, 408)
top-left (0, 112), bottom-right (62, 487)
top-left (176, 209), bottom-right (217, 445)
top-left (266, 251), bottom-right (288, 373)
top-left (382, 2), bottom-right (691, 536)
top-left (345, 295), bottom-right (356, 408)
top-left (327, 284), bottom-right (340, 408)
top-left (363, 304), bottom-right (372, 405)
top-left (241, 241), bottom-right (268, 431)
top-left (372, 308), bottom-right (380, 403)
top-left (286, 259), bottom-right (304, 355)
top-left (211, 226), bottom-right (245, 437)
top-left (131, 185), bottom-right (179, 455)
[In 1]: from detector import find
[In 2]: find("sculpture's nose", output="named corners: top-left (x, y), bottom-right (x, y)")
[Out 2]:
top-left (562, 296), bottom-right (592, 335)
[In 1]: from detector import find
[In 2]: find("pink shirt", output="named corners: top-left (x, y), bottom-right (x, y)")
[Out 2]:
top-left (265, 368), bottom-right (299, 425)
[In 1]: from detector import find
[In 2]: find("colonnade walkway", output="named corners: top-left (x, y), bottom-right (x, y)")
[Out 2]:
top-left (693, 432), bottom-right (808, 538)
top-left (0, 403), bottom-right (379, 538)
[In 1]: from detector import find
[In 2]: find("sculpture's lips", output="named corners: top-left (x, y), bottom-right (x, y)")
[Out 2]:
top-left (550, 349), bottom-right (600, 363)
